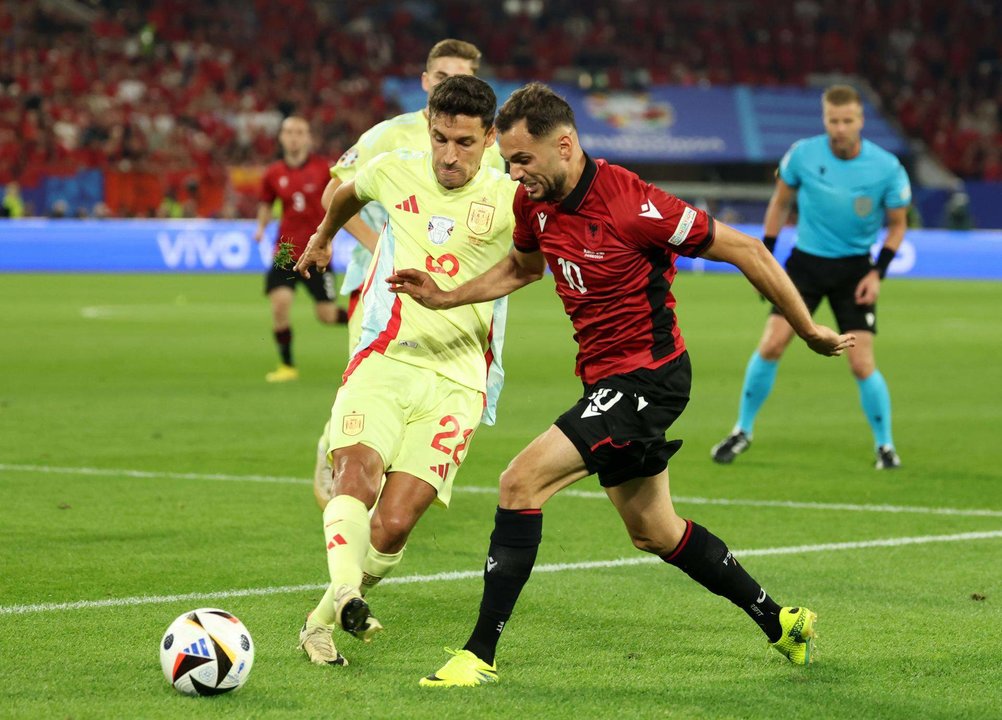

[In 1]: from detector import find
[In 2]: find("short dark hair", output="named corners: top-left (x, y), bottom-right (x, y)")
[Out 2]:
top-left (428, 75), bottom-right (497, 131)
top-left (496, 82), bottom-right (576, 137)
top-left (427, 39), bottom-right (482, 74)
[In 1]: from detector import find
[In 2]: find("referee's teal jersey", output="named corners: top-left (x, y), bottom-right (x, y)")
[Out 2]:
top-left (779, 135), bottom-right (911, 258)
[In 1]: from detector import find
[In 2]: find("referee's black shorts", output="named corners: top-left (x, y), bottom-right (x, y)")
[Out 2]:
top-left (555, 352), bottom-right (690, 488)
top-left (771, 247), bottom-right (877, 333)
top-left (264, 265), bottom-right (336, 303)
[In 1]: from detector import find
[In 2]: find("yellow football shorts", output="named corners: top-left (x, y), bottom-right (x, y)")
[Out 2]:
top-left (326, 352), bottom-right (485, 507)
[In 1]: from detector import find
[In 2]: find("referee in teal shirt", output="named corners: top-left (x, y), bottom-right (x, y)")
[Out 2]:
top-left (712, 84), bottom-right (910, 470)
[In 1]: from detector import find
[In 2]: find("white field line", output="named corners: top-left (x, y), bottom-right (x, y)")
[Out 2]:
top-left (3, 530), bottom-right (1001, 617)
top-left (3, 463), bottom-right (1002, 519)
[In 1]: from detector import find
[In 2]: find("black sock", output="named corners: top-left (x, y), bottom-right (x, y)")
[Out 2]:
top-left (274, 327), bottom-right (292, 366)
top-left (662, 520), bottom-right (783, 642)
top-left (464, 507), bottom-right (542, 665)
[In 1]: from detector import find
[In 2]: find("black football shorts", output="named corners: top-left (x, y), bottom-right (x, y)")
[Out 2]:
top-left (265, 265), bottom-right (336, 303)
top-left (555, 352), bottom-right (691, 487)
top-left (771, 247), bottom-right (877, 334)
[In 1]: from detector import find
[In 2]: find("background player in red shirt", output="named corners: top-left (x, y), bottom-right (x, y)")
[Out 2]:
top-left (255, 116), bottom-right (347, 382)
top-left (389, 83), bottom-right (854, 686)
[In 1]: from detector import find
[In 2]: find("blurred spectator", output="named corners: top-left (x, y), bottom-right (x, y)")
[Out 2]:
top-left (50, 199), bottom-right (69, 218)
top-left (0, 0), bottom-right (998, 220)
top-left (1, 181), bottom-right (25, 218)
top-left (944, 192), bottom-right (974, 230)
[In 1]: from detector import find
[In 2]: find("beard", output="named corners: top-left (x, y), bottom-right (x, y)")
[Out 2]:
top-left (534, 171), bottom-right (567, 203)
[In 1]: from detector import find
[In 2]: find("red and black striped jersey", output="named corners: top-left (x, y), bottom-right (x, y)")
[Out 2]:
top-left (512, 155), bottom-right (714, 384)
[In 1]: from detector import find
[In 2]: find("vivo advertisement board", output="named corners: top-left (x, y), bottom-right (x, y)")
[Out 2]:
top-left (0, 220), bottom-right (356, 273)
top-left (1, 220), bottom-right (1000, 281)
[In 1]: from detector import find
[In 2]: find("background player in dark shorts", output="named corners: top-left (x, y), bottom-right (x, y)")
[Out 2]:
top-left (389, 82), bottom-right (855, 686)
top-left (255, 116), bottom-right (347, 383)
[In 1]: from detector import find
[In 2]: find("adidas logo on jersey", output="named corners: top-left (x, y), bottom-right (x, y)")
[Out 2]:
top-left (395, 195), bottom-right (420, 214)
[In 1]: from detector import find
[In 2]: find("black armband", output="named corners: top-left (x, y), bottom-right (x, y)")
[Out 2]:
top-left (874, 246), bottom-right (896, 278)
top-left (762, 235), bottom-right (778, 254)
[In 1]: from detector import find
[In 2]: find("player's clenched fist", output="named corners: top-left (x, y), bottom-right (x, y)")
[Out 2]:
top-left (294, 229), bottom-right (333, 279)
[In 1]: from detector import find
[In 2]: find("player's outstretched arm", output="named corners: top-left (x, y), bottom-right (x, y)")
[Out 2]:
top-left (703, 222), bottom-right (855, 357)
top-left (388, 248), bottom-right (546, 310)
top-left (322, 176), bottom-right (379, 253)
top-left (295, 180), bottom-right (366, 279)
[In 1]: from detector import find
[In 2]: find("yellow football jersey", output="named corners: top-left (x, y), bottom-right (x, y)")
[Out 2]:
top-left (347, 148), bottom-right (516, 422)
top-left (332, 110), bottom-right (507, 297)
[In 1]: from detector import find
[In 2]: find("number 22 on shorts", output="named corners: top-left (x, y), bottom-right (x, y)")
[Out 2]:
top-left (430, 415), bottom-right (474, 465)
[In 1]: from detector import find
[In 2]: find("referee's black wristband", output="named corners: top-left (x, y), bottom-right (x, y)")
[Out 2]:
top-left (874, 246), bottom-right (896, 278)
top-left (762, 235), bottom-right (778, 254)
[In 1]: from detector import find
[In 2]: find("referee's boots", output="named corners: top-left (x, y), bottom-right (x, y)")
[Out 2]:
top-left (875, 445), bottom-right (901, 470)
top-left (711, 430), bottom-right (751, 464)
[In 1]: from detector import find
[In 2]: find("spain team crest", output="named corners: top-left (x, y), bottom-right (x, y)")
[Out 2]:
top-left (466, 202), bottom-right (495, 235)
top-left (428, 215), bottom-right (455, 245)
top-left (342, 413), bottom-right (364, 436)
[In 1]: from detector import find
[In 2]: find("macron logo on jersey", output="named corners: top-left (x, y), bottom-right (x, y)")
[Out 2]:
top-left (639, 200), bottom-right (663, 219)
top-left (537, 212), bottom-right (548, 232)
top-left (395, 195), bottom-right (420, 214)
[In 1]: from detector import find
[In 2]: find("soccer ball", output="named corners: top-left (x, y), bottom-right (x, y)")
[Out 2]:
top-left (159, 608), bottom-right (254, 696)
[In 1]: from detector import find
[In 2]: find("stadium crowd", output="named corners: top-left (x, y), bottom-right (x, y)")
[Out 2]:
top-left (0, 0), bottom-right (998, 217)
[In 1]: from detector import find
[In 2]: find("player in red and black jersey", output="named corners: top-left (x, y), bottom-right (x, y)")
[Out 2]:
top-left (254, 116), bottom-right (347, 383)
top-left (389, 83), bottom-right (854, 685)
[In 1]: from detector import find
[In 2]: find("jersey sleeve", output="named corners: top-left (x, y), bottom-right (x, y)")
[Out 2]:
top-left (630, 183), bottom-right (714, 258)
top-left (330, 145), bottom-right (360, 183)
top-left (883, 161), bottom-right (912, 209)
top-left (351, 151), bottom-right (393, 204)
top-left (778, 141), bottom-right (802, 188)
top-left (332, 118), bottom-right (394, 183)
top-left (259, 167), bottom-right (276, 204)
top-left (511, 186), bottom-right (539, 253)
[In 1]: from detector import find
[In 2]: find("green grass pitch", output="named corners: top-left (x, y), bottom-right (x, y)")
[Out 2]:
top-left (1, 271), bottom-right (1000, 719)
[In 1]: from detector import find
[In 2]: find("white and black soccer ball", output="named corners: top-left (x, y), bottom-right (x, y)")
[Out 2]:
top-left (159, 608), bottom-right (254, 696)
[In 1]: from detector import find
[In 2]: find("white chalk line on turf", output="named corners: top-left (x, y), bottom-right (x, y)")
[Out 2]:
top-left (3, 529), bottom-right (1001, 617)
top-left (3, 463), bottom-right (1002, 519)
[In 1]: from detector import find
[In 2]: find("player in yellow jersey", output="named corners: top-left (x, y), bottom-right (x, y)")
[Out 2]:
top-left (312, 39), bottom-right (505, 509)
top-left (293, 75), bottom-right (517, 667)
top-left (321, 38), bottom-right (506, 356)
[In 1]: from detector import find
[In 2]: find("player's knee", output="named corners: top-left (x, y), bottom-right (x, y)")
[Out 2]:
top-left (330, 449), bottom-right (382, 507)
top-left (628, 531), bottom-right (664, 555)
top-left (315, 304), bottom-right (337, 324)
top-left (497, 461), bottom-right (539, 507)
top-left (757, 337), bottom-right (787, 361)
top-left (628, 526), bottom-right (680, 556)
top-left (850, 358), bottom-right (875, 379)
top-left (371, 513), bottom-right (414, 552)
